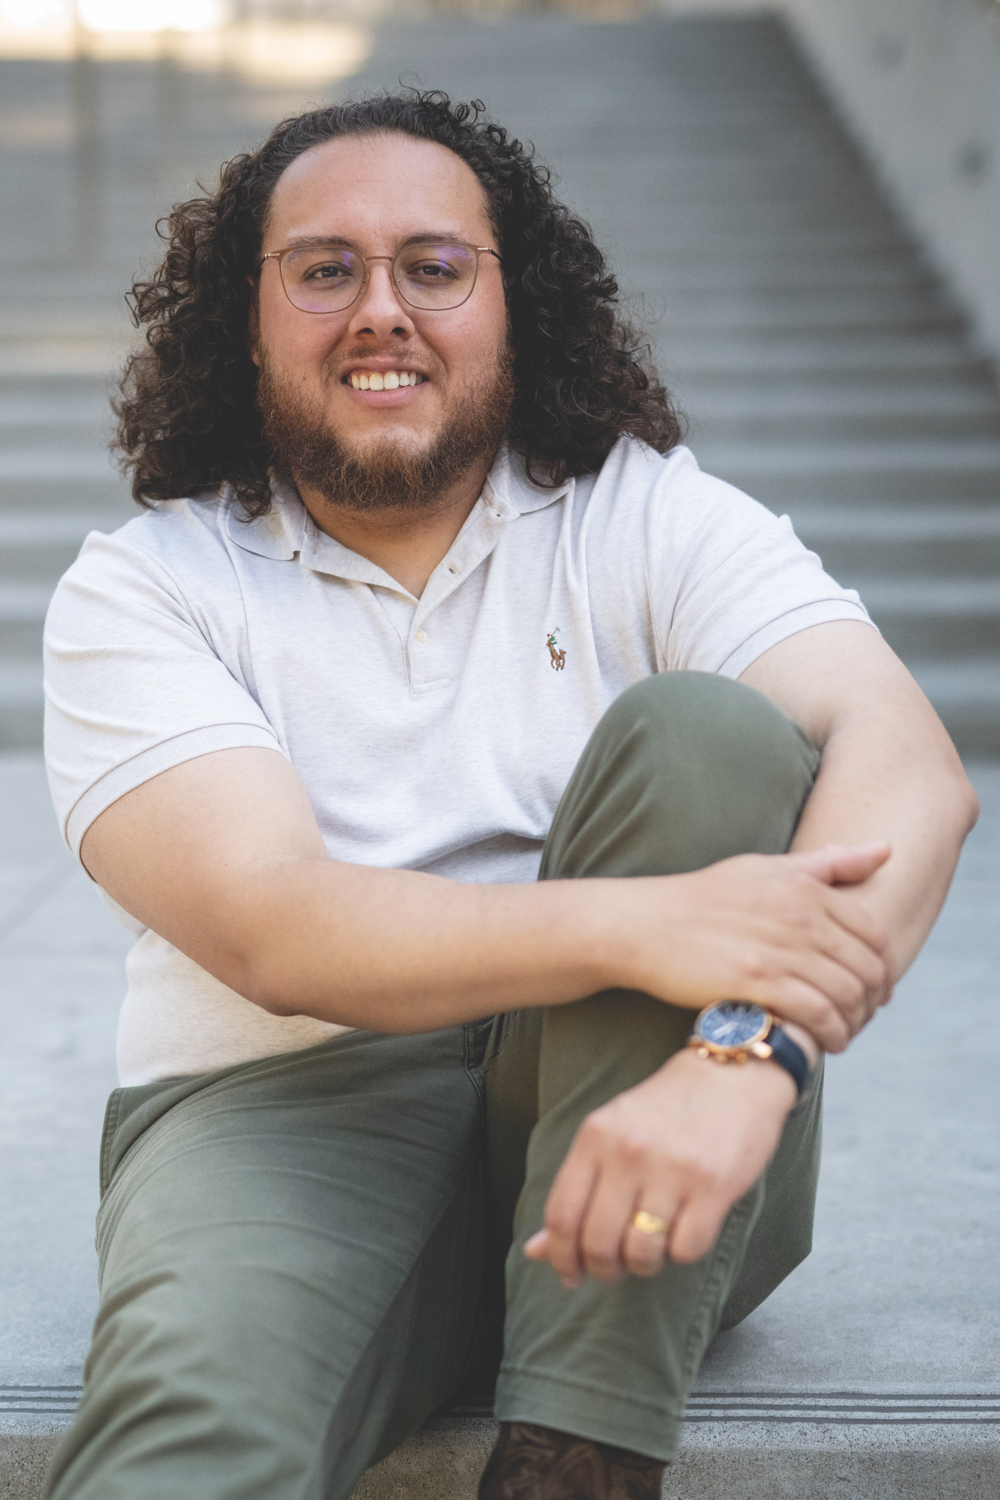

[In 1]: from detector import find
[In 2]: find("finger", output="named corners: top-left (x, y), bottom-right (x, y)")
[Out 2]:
top-left (818, 900), bottom-right (892, 1012)
top-left (764, 976), bottom-right (852, 1051)
top-left (784, 943), bottom-right (881, 1030)
top-left (823, 887), bottom-right (892, 970)
top-left (668, 1194), bottom-right (729, 1265)
top-left (578, 1176), bottom-right (645, 1283)
top-left (622, 1208), bottom-right (675, 1278)
top-left (541, 1149), bottom-right (600, 1289)
top-left (792, 842), bottom-right (891, 888)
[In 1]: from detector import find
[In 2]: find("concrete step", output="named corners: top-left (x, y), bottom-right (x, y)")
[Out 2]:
top-left (623, 255), bottom-right (940, 294)
top-left (0, 512), bottom-right (125, 584)
top-left (694, 413), bottom-right (1000, 443)
top-left (852, 577), bottom-right (1000, 657)
top-left (0, 447), bottom-right (118, 481)
top-left (5, 1397), bottom-right (1000, 1500)
top-left (792, 506), bottom-right (1000, 579)
top-left (0, 343), bottom-right (120, 379)
top-left (689, 387), bottom-right (1000, 438)
top-left (699, 441), bottom-right (1000, 505)
top-left (661, 332), bottom-right (988, 377)
top-left (0, 309), bottom-right (131, 341)
top-left (0, 585), bottom-right (55, 662)
top-left (616, 225), bottom-right (913, 256)
top-left (638, 288), bottom-right (964, 334)
top-left (0, 665), bottom-right (43, 751)
top-left (0, 479), bottom-right (133, 515)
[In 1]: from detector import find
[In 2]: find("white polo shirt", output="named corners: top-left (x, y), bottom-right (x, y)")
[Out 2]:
top-left (44, 438), bottom-right (873, 1085)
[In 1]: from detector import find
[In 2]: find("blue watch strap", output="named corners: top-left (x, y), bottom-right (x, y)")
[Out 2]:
top-left (765, 1025), bottom-right (810, 1099)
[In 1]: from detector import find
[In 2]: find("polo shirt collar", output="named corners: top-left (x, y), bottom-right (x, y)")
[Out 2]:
top-left (223, 479), bottom-right (305, 561)
top-left (223, 447), bottom-right (573, 585)
top-left (482, 442), bottom-right (574, 518)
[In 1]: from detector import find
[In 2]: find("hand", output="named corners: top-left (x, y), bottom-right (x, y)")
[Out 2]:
top-left (612, 842), bottom-right (892, 1053)
top-left (525, 1047), bottom-right (798, 1287)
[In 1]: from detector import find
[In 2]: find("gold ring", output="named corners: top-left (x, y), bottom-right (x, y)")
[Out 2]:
top-left (632, 1210), bottom-right (668, 1236)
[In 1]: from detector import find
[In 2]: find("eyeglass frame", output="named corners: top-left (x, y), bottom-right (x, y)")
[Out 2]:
top-left (257, 239), bottom-right (503, 315)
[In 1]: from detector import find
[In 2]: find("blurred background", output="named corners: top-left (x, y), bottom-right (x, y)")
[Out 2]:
top-left (1, 0), bottom-right (999, 756)
top-left (2, 5), bottom-right (999, 1485)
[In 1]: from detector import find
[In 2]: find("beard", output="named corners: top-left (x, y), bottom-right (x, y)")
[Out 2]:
top-left (256, 343), bottom-right (515, 515)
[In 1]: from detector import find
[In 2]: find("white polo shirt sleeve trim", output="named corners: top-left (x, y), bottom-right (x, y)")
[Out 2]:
top-left (64, 723), bottom-right (286, 862)
top-left (715, 598), bottom-right (876, 681)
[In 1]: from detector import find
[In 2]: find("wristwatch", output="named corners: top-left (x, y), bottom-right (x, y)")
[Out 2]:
top-left (686, 1001), bottom-right (811, 1099)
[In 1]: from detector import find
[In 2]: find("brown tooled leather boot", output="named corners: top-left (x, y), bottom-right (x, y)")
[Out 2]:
top-left (477, 1421), bottom-right (665, 1500)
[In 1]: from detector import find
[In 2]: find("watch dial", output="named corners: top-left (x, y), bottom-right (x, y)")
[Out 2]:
top-left (698, 1001), bottom-right (768, 1048)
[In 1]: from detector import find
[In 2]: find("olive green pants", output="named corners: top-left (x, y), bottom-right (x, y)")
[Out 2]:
top-left (46, 673), bottom-right (822, 1500)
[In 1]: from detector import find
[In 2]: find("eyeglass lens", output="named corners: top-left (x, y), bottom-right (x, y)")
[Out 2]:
top-left (279, 242), bottom-right (480, 313)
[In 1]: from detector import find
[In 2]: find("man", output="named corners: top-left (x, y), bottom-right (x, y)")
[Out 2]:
top-left (43, 91), bottom-right (975, 1500)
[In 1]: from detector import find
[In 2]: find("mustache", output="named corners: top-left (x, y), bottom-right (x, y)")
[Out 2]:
top-left (324, 344), bottom-right (437, 381)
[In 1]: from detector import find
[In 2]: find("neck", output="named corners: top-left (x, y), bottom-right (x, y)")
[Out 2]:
top-left (298, 457), bottom-right (492, 599)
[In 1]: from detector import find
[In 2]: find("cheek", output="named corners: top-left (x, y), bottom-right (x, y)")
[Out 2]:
top-left (257, 291), bottom-right (339, 368)
top-left (438, 302), bottom-right (509, 370)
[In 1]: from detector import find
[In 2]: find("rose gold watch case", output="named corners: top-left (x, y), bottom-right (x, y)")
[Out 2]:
top-left (686, 1003), bottom-right (775, 1066)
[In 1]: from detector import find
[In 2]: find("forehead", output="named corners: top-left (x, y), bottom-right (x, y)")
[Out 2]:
top-left (264, 132), bottom-right (494, 247)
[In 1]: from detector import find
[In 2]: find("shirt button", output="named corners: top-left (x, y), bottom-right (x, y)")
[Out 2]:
top-left (447, 564), bottom-right (458, 575)
top-left (414, 628), bottom-right (427, 643)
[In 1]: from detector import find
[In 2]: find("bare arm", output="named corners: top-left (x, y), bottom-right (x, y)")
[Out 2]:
top-left (81, 621), bottom-right (973, 1066)
top-left (740, 620), bottom-right (978, 988)
top-left (80, 741), bottom-right (887, 1049)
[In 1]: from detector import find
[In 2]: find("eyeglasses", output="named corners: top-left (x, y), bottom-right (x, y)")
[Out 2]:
top-left (258, 239), bottom-right (502, 315)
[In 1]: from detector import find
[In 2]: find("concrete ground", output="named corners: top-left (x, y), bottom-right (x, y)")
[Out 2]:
top-left (2, 751), bottom-right (998, 1497)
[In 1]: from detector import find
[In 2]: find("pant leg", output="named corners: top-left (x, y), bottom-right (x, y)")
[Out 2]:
top-left (46, 1025), bottom-right (490, 1500)
top-left (490, 671), bottom-right (823, 1461)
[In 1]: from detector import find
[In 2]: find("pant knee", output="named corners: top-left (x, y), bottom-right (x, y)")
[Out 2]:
top-left (541, 670), bottom-right (820, 879)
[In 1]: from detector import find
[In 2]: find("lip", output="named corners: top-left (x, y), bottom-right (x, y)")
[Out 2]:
top-left (342, 382), bottom-right (426, 405)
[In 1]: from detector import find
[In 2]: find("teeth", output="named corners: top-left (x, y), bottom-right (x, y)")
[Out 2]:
top-left (349, 370), bottom-right (423, 390)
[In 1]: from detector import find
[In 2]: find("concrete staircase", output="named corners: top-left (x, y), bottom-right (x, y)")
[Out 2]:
top-left (2, 12), bottom-right (999, 1500)
top-left (2, 17), bottom-right (999, 754)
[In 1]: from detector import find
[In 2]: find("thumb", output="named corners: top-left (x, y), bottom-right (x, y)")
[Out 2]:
top-left (794, 841), bottom-right (891, 887)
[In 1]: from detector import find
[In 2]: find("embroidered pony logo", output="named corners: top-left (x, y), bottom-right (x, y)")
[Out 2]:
top-left (546, 629), bottom-right (566, 671)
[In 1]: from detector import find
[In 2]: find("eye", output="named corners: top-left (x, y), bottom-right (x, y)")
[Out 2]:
top-left (407, 258), bottom-right (460, 282)
top-left (302, 260), bottom-right (354, 283)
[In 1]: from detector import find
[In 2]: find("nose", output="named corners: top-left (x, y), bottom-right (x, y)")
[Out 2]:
top-left (347, 258), bottom-right (416, 341)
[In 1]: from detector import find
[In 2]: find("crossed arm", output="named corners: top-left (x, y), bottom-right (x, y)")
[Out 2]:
top-left (81, 621), bottom-right (977, 1283)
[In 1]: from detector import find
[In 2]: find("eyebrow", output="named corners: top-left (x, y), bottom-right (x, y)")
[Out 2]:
top-left (279, 232), bottom-right (475, 252)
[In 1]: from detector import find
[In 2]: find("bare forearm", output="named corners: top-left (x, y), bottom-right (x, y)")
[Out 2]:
top-left (741, 623), bottom-right (979, 991)
top-left (82, 744), bottom-right (904, 1050)
top-left (789, 716), bottom-right (976, 984)
top-left (226, 861), bottom-right (621, 1029)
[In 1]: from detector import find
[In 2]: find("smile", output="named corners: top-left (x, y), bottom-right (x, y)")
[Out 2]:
top-left (344, 370), bottom-right (428, 390)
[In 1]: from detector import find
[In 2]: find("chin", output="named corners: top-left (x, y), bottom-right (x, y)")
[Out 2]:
top-left (341, 426), bottom-right (437, 464)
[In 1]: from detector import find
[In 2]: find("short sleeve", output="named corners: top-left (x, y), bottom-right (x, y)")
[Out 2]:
top-left (645, 454), bottom-right (875, 676)
top-left (44, 529), bottom-right (286, 860)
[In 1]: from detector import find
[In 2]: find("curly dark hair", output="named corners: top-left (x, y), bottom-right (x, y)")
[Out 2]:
top-left (116, 89), bottom-right (683, 517)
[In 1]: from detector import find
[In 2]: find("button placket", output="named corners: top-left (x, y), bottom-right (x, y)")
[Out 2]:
top-left (406, 497), bottom-right (515, 692)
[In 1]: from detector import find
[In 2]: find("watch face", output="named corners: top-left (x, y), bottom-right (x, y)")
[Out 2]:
top-left (696, 1001), bottom-right (768, 1049)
